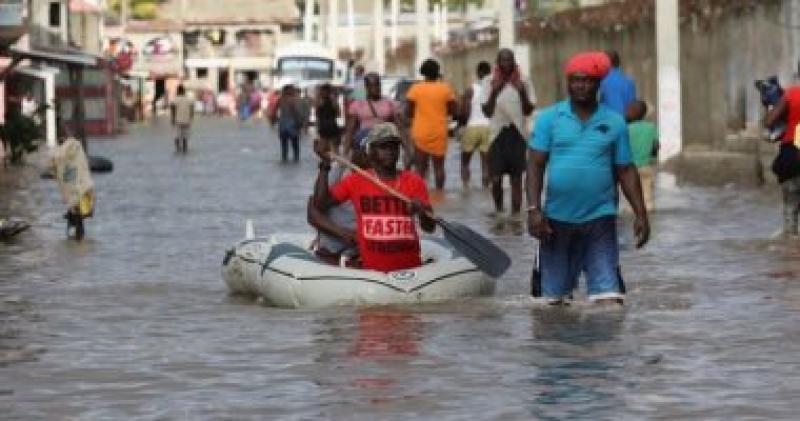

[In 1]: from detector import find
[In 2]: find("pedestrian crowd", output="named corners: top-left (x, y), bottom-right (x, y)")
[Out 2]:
top-left (301, 50), bottom-right (654, 306)
top-left (41, 48), bottom-right (669, 306)
top-left (132, 50), bottom-right (656, 306)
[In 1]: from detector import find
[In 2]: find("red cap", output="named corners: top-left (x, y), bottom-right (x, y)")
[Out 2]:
top-left (564, 52), bottom-right (611, 78)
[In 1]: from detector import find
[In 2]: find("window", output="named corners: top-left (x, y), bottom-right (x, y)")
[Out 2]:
top-left (196, 68), bottom-right (208, 79)
top-left (276, 57), bottom-right (334, 80)
top-left (48, 2), bottom-right (61, 28)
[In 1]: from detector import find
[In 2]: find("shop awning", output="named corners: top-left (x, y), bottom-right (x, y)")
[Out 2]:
top-left (69, 0), bottom-right (102, 13)
top-left (9, 46), bottom-right (98, 67)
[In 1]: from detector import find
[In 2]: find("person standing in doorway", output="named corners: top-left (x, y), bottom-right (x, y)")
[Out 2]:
top-left (481, 49), bottom-right (535, 219)
top-left (406, 59), bottom-right (457, 190)
top-left (599, 50), bottom-right (637, 117)
top-left (170, 85), bottom-right (194, 153)
top-left (459, 61), bottom-right (492, 189)
top-left (528, 51), bottom-right (649, 306)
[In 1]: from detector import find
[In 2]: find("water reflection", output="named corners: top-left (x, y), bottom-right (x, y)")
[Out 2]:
top-left (528, 308), bottom-right (629, 417)
top-left (2, 119), bottom-right (800, 419)
top-left (311, 306), bottom-right (426, 412)
top-left (349, 307), bottom-right (423, 360)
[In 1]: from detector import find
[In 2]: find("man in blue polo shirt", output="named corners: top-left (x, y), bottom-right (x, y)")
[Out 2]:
top-left (599, 50), bottom-right (637, 117)
top-left (527, 51), bottom-right (650, 305)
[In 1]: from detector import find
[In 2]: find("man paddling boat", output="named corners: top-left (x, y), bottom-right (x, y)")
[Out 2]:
top-left (313, 122), bottom-right (436, 272)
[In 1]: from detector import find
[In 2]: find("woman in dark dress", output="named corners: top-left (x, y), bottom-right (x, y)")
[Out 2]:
top-left (315, 83), bottom-right (342, 153)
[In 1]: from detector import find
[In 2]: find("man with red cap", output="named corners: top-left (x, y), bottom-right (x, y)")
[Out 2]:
top-left (526, 51), bottom-right (650, 305)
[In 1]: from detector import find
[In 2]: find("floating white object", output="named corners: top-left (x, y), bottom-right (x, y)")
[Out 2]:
top-left (221, 231), bottom-right (495, 309)
top-left (245, 219), bottom-right (254, 239)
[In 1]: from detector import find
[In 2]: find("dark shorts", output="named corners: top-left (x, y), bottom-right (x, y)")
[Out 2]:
top-left (489, 125), bottom-right (527, 177)
top-left (539, 215), bottom-right (625, 301)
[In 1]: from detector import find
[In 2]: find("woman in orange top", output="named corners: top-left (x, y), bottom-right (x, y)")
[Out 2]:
top-left (405, 59), bottom-right (457, 190)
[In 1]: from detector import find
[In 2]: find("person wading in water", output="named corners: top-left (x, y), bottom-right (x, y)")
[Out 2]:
top-left (527, 51), bottom-right (650, 306)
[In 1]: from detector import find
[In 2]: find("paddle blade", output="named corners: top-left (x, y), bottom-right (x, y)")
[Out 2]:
top-left (437, 219), bottom-right (511, 278)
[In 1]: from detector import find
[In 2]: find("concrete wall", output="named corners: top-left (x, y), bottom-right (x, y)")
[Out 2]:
top-left (388, 0), bottom-right (799, 150)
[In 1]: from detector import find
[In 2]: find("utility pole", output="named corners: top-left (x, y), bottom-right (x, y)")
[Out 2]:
top-left (498, 0), bottom-right (515, 48)
top-left (391, 0), bottom-right (399, 51)
top-left (327, 0), bottom-right (339, 52)
top-left (304, 0), bottom-right (315, 41)
top-left (656, 0), bottom-right (682, 162)
top-left (373, 0), bottom-right (385, 73)
top-left (441, 0), bottom-right (448, 44)
top-left (415, 0), bottom-right (431, 71)
top-left (433, 3), bottom-right (440, 42)
top-left (120, 0), bottom-right (128, 36)
top-left (347, 0), bottom-right (355, 54)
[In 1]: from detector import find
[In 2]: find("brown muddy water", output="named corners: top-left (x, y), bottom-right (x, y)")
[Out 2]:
top-left (2, 118), bottom-right (799, 420)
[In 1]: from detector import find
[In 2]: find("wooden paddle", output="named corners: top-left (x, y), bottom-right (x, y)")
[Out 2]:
top-left (329, 153), bottom-right (511, 278)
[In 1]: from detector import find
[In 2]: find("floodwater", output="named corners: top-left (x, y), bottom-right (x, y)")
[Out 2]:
top-left (2, 118), bottom-right (799, 420)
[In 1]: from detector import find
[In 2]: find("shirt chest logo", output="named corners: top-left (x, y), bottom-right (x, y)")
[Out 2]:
top-left (594, 123), bottom-right (611, 134)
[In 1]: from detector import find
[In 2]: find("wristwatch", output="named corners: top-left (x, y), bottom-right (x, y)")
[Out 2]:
top-left (527, 205), bottom-right (541, 213)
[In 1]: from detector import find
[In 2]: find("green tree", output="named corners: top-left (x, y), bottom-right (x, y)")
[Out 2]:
top-left (0, 107), bottom-right (44, 165)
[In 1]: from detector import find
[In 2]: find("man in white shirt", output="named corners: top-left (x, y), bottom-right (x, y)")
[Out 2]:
top-left (459, 61), bottom-right (492, 189)
top-left (171, 85), bottom-right (194, 153)
top-left (481, 49), bottom-right (536, 219)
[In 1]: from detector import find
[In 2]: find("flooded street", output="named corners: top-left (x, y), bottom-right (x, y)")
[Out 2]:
top-left (2, 118), bottom-right (800, 419)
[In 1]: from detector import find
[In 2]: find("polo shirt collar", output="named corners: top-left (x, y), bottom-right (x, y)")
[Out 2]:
top-left (557, 100), bottom-right (609, 124)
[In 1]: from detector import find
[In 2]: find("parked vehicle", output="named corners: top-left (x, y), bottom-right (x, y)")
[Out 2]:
top-left (271, 41), bottom-right (346, 91)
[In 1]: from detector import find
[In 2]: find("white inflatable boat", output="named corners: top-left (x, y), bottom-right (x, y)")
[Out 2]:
top-left (221, 226), bottom-right (496, 309)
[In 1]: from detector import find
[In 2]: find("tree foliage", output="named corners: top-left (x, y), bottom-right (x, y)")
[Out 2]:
top-left (0, 107), bottom-right (44, 165)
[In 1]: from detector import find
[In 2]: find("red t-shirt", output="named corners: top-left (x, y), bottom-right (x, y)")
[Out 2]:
top-left (330, 170), bottom-right (430, 272)
top-left (783, 86), bottom-right (800, 144)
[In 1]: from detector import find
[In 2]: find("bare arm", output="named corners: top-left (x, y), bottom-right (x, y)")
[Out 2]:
top-left (446, 99), bottom-right (458, 117)
top-left (405, 101), bottom-right (415, 122)
top-left (481, 80), bottom-right (504, 118)
top-left (617, 164), bottom-right (650, 248)
top-left (517, 82), bottom-right (535, 116)
top-left (307, 196), bottom-right (356, 246)
top-left (343, 110), bottom-right (357, 156)
top-left (311, 141), bottom-right (342, 211)
top-left (526, 150), bottom-right (552, 240)
top-left (765, 97), bottom-right (787, 128)
top-left (460, 87), bottom-right (473, 125)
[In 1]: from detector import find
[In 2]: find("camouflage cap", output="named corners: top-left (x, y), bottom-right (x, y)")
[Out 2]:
top-left (363, 122), bottom-right (402, 151)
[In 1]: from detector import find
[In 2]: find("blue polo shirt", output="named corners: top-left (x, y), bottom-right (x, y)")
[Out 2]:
top-left (529, 100), bottom-right (632, 223)
top-left (599, 68), bottom-right (637, 116)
